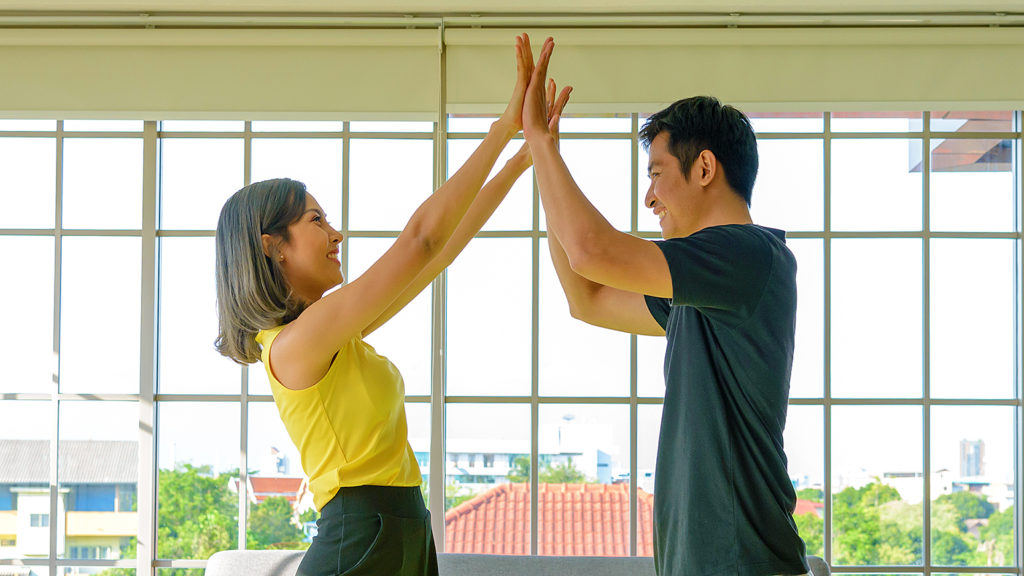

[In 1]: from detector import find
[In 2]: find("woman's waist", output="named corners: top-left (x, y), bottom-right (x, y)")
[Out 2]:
top-left (320, 484), bottom-right (426, 518)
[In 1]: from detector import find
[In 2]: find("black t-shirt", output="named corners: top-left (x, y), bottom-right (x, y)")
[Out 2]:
top-left (644, 224), bottom-right (808, 576)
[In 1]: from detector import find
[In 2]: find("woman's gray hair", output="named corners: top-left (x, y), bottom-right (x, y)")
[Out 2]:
top-left (215, 178), bottom-right (309, 364)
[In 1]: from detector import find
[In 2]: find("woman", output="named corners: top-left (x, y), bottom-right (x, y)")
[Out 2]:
top-left (214, 35), bottom-right (567, 576)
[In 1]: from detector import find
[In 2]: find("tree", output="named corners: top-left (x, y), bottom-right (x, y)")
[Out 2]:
top-left (507, 455), bottom-right (530, 483)
top-left (155, 464), bottom-right (239, 576)
top-left (539, 458), bottom-right (591, 484)
top-left (796, 488), bottom-right (823, 502)
top-left (935, 491), bottom-right (994, 530)
top-left (794, 511), bottom-right (823, 557)
top-left (248, 496), bottom-right (306, 550)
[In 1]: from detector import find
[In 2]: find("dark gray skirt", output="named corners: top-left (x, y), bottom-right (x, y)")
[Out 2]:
top-left (298, 485), bottom-right (438, 576)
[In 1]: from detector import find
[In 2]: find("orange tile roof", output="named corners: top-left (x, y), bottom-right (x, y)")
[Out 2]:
top-left (249, 476), bottom-right (304, 503)
top-left (793, 499), bottom-right (823, 517)
top-left (444, 483), bottom-right (655, 556)
top-left (445, 484), bottom-right (821, 556)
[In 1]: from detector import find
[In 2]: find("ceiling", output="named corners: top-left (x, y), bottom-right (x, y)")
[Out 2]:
top-left (0, 0), bottom-right (1022, 14)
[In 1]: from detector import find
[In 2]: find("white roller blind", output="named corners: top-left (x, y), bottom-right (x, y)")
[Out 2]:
top-left (0, 29), bottom-right (440, 118)
top-left (446, 28), bottom-right (1024, 112)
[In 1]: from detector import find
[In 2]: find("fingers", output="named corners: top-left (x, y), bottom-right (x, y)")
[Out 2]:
top-left (532, 37), bottom-right (554, 89)
top-left (553, 85), bottom-right (572, 117)
top-left (521, 33), bottom-right (534, 78)
top-left (546, 78), bottom-right (556, 116)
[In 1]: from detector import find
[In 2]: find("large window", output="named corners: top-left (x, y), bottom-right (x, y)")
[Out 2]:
top-left (0, 111), bottom-right (1020, 575)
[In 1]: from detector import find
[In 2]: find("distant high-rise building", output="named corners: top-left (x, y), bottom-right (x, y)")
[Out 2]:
top-left (960, 439), bottom-right (985, 477)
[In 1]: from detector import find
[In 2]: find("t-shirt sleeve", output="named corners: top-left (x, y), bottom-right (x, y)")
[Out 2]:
top-left (644, 294), bottom-right (671, 330)
top-left (654, 226), bottom-right (773, 314)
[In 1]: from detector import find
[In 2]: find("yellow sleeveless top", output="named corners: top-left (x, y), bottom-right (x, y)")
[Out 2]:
top-left (255, 325), bottom-right (422, 511)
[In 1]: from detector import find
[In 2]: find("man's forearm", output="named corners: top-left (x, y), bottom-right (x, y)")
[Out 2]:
top-left (530, 134), bottom-right (617, 267)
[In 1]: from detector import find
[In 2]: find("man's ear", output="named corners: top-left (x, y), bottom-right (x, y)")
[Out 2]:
top-left (697, 150), bottom-right (717, 187)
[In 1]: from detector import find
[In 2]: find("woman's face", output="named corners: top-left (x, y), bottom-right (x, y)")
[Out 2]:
top-left (276, 194), bottom-right (344, 302)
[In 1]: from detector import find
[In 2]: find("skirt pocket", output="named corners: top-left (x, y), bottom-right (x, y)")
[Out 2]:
top-left (339, 512), bottom-right (435, 576)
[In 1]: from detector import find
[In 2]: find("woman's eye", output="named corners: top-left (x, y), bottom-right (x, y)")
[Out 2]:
top-left (312, 215), bottom-right (322, 223)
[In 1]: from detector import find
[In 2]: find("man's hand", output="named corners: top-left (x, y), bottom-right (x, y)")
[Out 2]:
top-left (519, 35), bottom-right (555, 142)
top-left (512, 77), bottom-right (573, 166)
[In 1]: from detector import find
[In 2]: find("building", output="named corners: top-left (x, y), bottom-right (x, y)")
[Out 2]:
top-left (0, 440), bottom-right (136, 566)
top-left (960, 439), bottom-right (985, 478)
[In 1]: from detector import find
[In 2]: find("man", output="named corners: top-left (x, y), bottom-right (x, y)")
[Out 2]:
top-left (519, 37), bottom-right (809, 576)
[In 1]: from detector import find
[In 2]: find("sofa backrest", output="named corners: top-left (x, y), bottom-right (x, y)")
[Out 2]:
top-left (204, 550), bottom-right (830, 576)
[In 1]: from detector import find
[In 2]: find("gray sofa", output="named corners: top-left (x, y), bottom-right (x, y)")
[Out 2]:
top-left (204, 550), bottom-right (830, 575)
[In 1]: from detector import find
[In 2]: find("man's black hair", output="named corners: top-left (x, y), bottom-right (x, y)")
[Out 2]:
top-left (639, 96), bottom-right (758, 206)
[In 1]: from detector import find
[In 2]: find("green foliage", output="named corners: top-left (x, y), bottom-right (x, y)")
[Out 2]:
top-left (446, 483), bottom-right (477, 509)
top-left (539, 458), bottom-right (591, 484)
top-left (507, 455), bottom-right (530, 483)
top-left (157, 463), bottom-right (238, 566)
top-left (796, 488), bottom-right (823, 502)
top-left (299, 507), bottom-right (319, 524)
top-left (247, 496), bottom-right (305, 550)
top-left (979, 505), bottom-right (1015, 565)
top-left (935, 491), bottom-right (995, 530)
top-left (794, 510), bottom-right (823, 558)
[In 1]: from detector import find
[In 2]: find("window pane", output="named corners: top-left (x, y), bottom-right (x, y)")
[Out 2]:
top-left (444, 403), bottom-right (530, 554)
top-left (637, 403), bottom-right (661, 557)
top-left (447, 116), bottom-right (498, 133)
top-left (831, 112), bottom-right (922, 133)
top-left (789, 239), bottom-right (824, 398)
top-left (547, 140), bottom-right (631, 232)
top-left (832, 405), bottom-right (923, 566)
top-left (447, 239), bottom-right (531, 396)
top-left (406, 402), bottom-right (430, 508)
top-left (63, 120), bottom-right (142, 132)
top-left (0, 401), bottom-right (51, 563)
top-left (558, 116), bottom-right (631, 133)
top-left (930, 406), bottom-right (1015, 567)
top-left (537, 404), bottom-right (629, 556)
top-left (446, 138), bottom-right (532, 231)
top-left (931, 111), bottom-right (1013, 133)
top-left (350, 121), bottom-right (432, 133)
top-left (250, 138), bottom-right (342, 227)
top-left (251, 121), bottom-right (343, 132)
top-left (930, 139), bottom-right (1015, 232)
top-left (831, 139), bottom-right (922, 231)
top-left (60, 237), bottom-right (141, 394)
top-left (157, 403), bottom-right (239, 559)
top-left (637, 335), bottom-right (666, 398)
top-left (246, 402), bottom-right (311, 551)
top-left (751, 139), bottom-right (823, 232)
top-left (346, 238), bottom-right (431, 396)
top-left (349, 139), bottom-right (432, 231)
top-left (0, 137), bottom-right (55, 229)
top-left (58, 402), bottom-right (137, 561)
top-left (930, 239), bottom-right (1015, 399)
top-left (160, 120), bottom-right (243, 132)
top-left (831, 239), bottom-right (922, 398)
top-left (159, 238), bottom-right (240, 394)
top-left (0, 119), bottom-right (56, 131)
top-left (637, 144), bottom-right (658, 234)
top-left (62, 139), bottom-right (143, 230)
top-left (159, 139), bottom-right (244, 230)
top-left (785, 405), bottom-right (825, 559)
top-left (0, 237), bottom-right (54, 393)
top-left (539, 239), bottom-right (629, 397)
top-left (746, 113), bottom-right (824, 133)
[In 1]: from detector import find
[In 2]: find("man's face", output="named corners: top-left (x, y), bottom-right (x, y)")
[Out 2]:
top-left (644, 132), bottom-right (703, 239)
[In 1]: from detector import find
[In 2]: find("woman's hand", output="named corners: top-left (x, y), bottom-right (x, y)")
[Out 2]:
top-left (494, 33), bottom-right (535, 137)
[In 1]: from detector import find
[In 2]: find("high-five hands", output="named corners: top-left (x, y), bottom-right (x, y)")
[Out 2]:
top-left (518, 35), bottom-right (561, 142)
top-left (512, 34), bottom-right (572, 164)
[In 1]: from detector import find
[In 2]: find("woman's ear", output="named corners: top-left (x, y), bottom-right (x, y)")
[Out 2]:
top-left (261, 234), bottom-right (277, 259)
